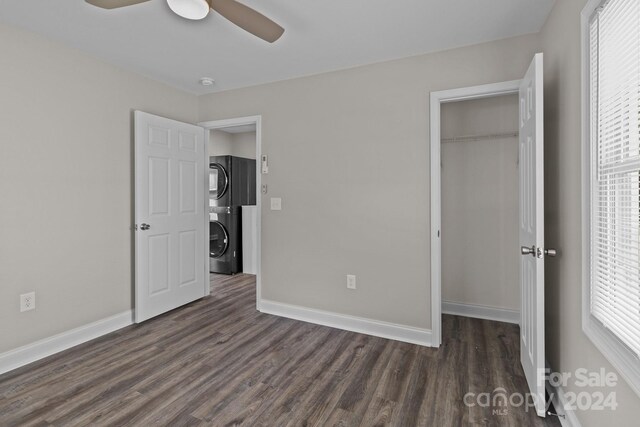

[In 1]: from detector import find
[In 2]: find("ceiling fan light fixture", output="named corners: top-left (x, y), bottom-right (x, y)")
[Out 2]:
top-left (166, 0), bottom-right (210, 20)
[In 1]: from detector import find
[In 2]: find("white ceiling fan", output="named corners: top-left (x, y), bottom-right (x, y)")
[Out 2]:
top-left (86, 0), bottom-right (284, 43)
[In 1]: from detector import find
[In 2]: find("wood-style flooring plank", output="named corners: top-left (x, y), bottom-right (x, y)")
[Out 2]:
top-left (0, 274), bottom-right (561, 426)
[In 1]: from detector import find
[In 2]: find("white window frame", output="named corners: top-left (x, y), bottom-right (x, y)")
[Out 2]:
top-left (581, 0), bottom-right (640, 397)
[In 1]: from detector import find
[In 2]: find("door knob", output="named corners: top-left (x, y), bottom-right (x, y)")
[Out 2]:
top-left (140, 223), bottom-right (151, 231)
top-left (544, 248), bottom-right (557, 257)
top-left (521, 245), bottom-right (535, 256)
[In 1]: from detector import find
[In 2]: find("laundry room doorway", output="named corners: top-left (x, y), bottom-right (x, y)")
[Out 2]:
top-left (199, 116), bottom-right (263, 308)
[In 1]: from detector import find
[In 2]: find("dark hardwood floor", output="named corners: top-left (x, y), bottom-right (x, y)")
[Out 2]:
top-left (0, 274), bottom-right (560, 426)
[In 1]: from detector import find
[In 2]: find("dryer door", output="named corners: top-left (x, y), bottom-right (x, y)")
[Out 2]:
top-left (210, 221), bottom-right (229, 258)
top-left (209, 163), bottom-right (229, 200)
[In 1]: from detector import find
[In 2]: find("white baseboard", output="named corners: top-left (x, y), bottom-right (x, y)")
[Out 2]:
top-left (0, 310), bottom-right (133, 376)
top-left (259, 299), bottom-right (432, 347)
top-left (442, 300), bottom-right (519, 324)
top-left (545, 362), bottom-right (583, 427)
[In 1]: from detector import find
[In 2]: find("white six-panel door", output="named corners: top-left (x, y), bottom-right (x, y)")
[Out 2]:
top-left (518, 53), bottom-right (546, 417)
top-left (135, 111), bottom-right (206, 323)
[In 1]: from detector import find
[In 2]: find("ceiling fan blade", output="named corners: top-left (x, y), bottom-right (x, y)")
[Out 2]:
top-left (209, 0), bottom-right (284, 43)
top-left (85, 0), bottom-right (152, 9)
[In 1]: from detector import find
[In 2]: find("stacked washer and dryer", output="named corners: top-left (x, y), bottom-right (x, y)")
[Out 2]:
top-left (209, 156), bottom-right (256, 274)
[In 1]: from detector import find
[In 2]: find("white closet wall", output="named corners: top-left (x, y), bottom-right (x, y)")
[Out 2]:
top-left (441, 95), bottom-right (519, 312)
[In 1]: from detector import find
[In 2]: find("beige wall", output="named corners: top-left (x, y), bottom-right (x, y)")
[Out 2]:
top-left (0, 23), bottom-right (198, 353)
top-left (209, 129), bottom-right (234, 157)
top-left (198, 34), bottom-right (540, 329)
top-left (441, 95), bottom-right (519, 311)
top-left (209, 130), bottom-right (256, 159)
top-left (540, 0), bottom-right (640, 424)
top-left (230, 132), bottom-right (257, 159)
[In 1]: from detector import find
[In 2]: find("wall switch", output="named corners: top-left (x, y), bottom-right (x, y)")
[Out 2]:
top-left (261, 155), bottom-right (269, 174)
top-left (270, 197), bottom-right (282, 210)
top-left (346, 275), bottom-right (356, 290)
top-left (20, 292), bottom-right (35, 312)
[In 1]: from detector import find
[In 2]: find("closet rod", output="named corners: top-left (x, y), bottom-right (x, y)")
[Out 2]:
top-left (441, 131), bottom-right (518, 143)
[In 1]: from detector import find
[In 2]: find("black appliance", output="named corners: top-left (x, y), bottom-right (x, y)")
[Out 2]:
top-left (209, 156), bottom-right (256, 207)
top-left (209, 206), bottom-right (241, 275)
top-left (209, 156), bottom-right (232, 207)
top-left (209, 156), bottom-right (256, 274)
top-left (233, 157), bottom-right (257, 206)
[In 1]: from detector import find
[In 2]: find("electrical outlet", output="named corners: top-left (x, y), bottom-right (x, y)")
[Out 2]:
top-left (346, 275), bottom-right (356, 290)
top-left (20, 292), bottom-right (35, 312)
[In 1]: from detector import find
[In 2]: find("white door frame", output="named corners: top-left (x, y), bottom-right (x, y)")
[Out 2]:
top-left (198, 116), bottom-right (263, 309)
top-left (429, 81), bottom-right (520, 347)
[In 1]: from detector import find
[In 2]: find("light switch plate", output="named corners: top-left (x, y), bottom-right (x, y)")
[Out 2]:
top-left (346, 275), bottom-right (356, 290)
top-left (270, 197), bottom-right (282, 210)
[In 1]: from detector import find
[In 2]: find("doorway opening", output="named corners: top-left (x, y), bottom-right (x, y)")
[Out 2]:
top-left (439, 94), bottom-right (520, 327)
top-left (430, 57), bottom-right (547, 417)
top-left (199, 116), bottom-right (262, 309)
top-left (429, 80), bottom-right (522, 347)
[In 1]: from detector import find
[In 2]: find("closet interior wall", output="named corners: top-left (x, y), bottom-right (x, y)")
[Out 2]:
top-left (440, 94), bottom-right (520, 313)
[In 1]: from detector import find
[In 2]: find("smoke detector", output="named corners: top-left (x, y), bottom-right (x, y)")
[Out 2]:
top-left (199, 77), bottom-right (215, 87)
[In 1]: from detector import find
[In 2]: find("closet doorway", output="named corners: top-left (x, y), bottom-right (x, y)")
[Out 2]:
top-left (439, 94), bottom-right (520, 325)
top-left (429, 55), bottom-right (549, 417)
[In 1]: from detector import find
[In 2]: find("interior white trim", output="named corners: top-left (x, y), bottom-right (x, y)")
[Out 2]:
top-left (198, 115), bottom-right (263, 310)
top-left (442, 300), bottom-right (519, 324)
top-left (580, 0), bottom-right (640, 398)
top-left (260, 300), bottom-right (432, 347)
top-left (203, 127), bottom-right (211, 297)
top-left (545, 362), bottom-right (583, 427)
top-left (0, 311), bottom-right (133, 376)
top-left (429, 80), bottom-right (521, 347)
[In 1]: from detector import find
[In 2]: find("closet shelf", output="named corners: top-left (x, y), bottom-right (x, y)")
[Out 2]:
top-left (441, 131), bottom-right (518, 143)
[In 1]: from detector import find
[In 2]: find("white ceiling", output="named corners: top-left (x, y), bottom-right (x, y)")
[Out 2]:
top-left (0, 0), bottom-right (555, 95)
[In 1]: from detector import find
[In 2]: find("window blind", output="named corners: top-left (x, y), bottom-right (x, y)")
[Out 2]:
top-left (589, 0), bottom-right (640, 357)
